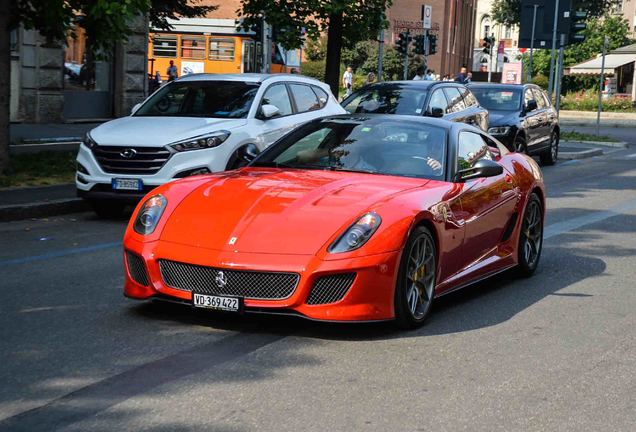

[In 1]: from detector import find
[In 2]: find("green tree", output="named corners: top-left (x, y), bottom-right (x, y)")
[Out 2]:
top-left (491, 0), bottom-right (615, 27)
top-left (1, 0), bottom-right (215, 174)
top-left (237, 0), bottom-right (392, 97)
top-left (304, 36), bottom-right (327, 62)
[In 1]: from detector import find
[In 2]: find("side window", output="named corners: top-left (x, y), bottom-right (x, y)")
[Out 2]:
top-left (524, 89), bottom-right (534, 108)
top-left (444, 87), bottom-right (467, 113)
top-left (261, 84), bottom-right (293, 116)
top-left (312, 86), bottom-right (329, 108)
top-left (428, 90), bottom-right (448, 114)
top-left (461, 88), bottom-right (478, 107)
top-left (532, 89), bottom-right (546, 109)
top-left (457, 132), bottom-right (493, 171)
top-left (541, 91), bottom-right (552, 108)
top-left (290, 84), bottom-right (321, 112)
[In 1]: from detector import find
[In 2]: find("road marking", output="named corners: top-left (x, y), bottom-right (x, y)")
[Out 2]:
top-left (545, 198), bottom-right (636, 239)
top-left (0, 242), bottom-right (121, 266)
top-left (625, 153), bottom-right (636, 159)
top-left (560, 160), bottom-right (581, 166)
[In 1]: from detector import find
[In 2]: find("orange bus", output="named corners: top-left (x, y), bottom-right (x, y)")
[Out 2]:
top-left (148, 18), bottom-right (300, 80)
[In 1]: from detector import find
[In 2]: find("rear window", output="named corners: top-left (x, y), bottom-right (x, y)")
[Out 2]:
top-left (342, 85), bottom-right (428, 116)
top-left (471, 87), bottom-right (522, 111)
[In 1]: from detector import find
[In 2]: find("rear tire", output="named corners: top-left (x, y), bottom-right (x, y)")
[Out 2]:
top-left (394, 226), bottom-right (437, 329)
top-left (89, 199), bottom-right (126, 219)
top-left (516, 193), bottom-right (543, 277)
top-left (514, 135), bottom-right (527, 154)
top-left (540, 132), bottom-right (558, 166)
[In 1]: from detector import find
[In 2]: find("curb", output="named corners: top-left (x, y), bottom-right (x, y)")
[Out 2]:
top-left (0, 198), bottom-right (89, 222)
top-left (10, 142), bottom-right (81, 155)
top-left (559, 120), bottom-right (635, 128)
top-left (561, 139), bottom-right (629, 149)
top-left (558, 147), bottom-right (604, 160)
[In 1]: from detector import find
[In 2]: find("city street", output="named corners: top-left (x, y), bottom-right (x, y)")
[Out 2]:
top-left (1, 146), bottom-right (635, 431)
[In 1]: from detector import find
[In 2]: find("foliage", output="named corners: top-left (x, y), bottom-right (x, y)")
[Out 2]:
top-left (0, 151), bottom-right (76, 188)
top-left (560, 90), bottom-right (636, 112)
top-left (490, 0), bottom-right (615, 27)
top-left (341, 40), bottom-right (406, 81)
top-left (531, 74), bottom-right (548, 89)
top-left (304, 36), bottom-right (327, 62)
top-left (301, 60), bottom-right (326, 81)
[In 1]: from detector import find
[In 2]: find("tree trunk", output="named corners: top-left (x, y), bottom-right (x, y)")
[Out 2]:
top-left (0, 2), bottom-right (11, 174)
top-left (324, 11), bottom-right (344, 99)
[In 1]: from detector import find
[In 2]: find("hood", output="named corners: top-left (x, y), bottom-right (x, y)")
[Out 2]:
top-left (487, 110), bottom-right (520, 127)
top-left (90, 117), bottom-right (247, 147)
top-left (160, 169), bottom-right (427, 255)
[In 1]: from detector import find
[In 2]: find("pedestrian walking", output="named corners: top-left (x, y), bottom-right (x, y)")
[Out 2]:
top-left (167, 60), bottom-right (178, 82)
top-left (425, 69), bottom-right (436, 81)
top-left (455, 67), bottom-right (468, 84)
top-left (413, 65), bottom-right (426, 81)
top-left (342, 66), bottom-right (353, 97)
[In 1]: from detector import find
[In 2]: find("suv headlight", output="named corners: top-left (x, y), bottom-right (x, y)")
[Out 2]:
top-left (329, 213), bottom-right (382, 253)
top-left (169, 131), bottom-right (231, 152)
top-left (134, 195), bottom-right (167, 235)
top-left (488, 126), bottom-right (511, 135)
top-left (84, 132), bottom-right (97, 149)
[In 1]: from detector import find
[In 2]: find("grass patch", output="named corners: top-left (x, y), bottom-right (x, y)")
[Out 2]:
top-left (0, 151), bottom-right (76, 188)
top-left (561, 131), bottom-right (618, 143)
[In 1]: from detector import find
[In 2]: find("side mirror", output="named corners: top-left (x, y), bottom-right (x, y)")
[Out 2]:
top-left (260, 104), bottom-right (281, 119)
top-left (453, 159), bottom-right (503, 183)
top-left (428, 107), bottom-right (444, 118)
top-left (525, 99), bottom-right (538, 113)
top-left (131, 103), bottom-right (142, 115)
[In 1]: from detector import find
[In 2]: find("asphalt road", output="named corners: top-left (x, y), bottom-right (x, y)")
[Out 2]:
top-left (1, 147), bottom-right (635, 431)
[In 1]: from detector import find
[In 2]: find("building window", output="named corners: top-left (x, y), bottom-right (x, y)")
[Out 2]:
top-left (505, 26), bottom-right (512, 39)
top-left (181, 36), bottom-right (206, 59)
top-left (10, 29), bottom-right (18, 53)
top-left (209, 38), bottom-right (235, 61)
top-left (153, 35), bottom-right (177, 57)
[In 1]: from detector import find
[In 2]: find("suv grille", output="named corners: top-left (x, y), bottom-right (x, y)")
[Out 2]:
top-left (306, 273), bottom-right (356, 305)
top-left (126, 251), bottom-right (149, 286)
top-left (159, 260), bottom-right (300, 300)
top-left (91, 145), bottom-right (171, 174)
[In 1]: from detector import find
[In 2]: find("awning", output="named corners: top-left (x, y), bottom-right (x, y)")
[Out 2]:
top-left (568, 54), bottom-right (635, 75)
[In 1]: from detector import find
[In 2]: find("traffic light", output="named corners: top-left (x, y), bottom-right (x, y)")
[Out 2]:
top-left (414, 35), bottom-right (426, 55)
top-left (568, 8), bottom-right (588, 44)
top-left (428, 34), bottom-right (438, 55)
top-left (482, 35), bottom-right (495, 55)
top-left (396, 32), bottom-right (411, 55)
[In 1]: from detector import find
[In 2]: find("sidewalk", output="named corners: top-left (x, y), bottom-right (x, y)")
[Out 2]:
top-left (559, 110), bottom-right (636, 127)
top-left (0, 184), bottom-right (88, 222)
top-left (10, 122), bottom-right (103, 145)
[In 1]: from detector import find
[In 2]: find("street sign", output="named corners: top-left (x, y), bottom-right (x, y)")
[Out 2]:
top-left (422, 5), bottom-right (432, 30)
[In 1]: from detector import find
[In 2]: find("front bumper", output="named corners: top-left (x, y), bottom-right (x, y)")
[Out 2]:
top-left (123, 238), bottom-right (401, 322)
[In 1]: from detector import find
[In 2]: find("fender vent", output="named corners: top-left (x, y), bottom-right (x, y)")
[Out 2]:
top-left (502, 212), bottom-right (519, 242)
top-left (126, 251), bottom-right (149, 286)
top-left (306, 273), bottom-right (356, 305)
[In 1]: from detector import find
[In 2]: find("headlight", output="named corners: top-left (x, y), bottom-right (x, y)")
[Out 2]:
top-left (170, 131), bottom-right (231, 152)
top-left (84, 132), bottom-right (97, 149)
top-left (488, 126), bottom-right (511, 135)
top-left (133, 195), bottom-right (167, 235)
top-left (329, 213), bottom-right (382, 253)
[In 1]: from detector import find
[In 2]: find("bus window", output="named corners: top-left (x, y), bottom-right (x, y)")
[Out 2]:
top-left (181, 36), bottom-right (206, 59)
top-left (209, 38), bottom-right (235, 61)
top-left (153, 35), bottom-right (177, 57)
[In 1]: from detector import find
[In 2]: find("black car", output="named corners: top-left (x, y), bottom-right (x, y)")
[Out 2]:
top-left (341, 81), bottom-right (489, 132)
top-left (468, 83), bottom-right (559, 165)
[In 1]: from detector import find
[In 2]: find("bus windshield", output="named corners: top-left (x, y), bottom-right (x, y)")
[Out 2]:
top-left (135, 81), bottom-right (260, 118)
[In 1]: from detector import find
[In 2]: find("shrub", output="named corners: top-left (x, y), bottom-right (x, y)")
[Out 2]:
top-left (560, 90), bottom-right (635, 111)
top-left (300, 60), bottom-right (325, 81)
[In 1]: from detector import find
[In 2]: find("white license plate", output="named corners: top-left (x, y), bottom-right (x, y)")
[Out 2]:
top-left (192, 293), bottom-right (241, 312)
top-left (112, 178), bottom-right (143, 191)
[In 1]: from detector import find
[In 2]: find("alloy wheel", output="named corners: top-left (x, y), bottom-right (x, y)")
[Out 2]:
top-left (405, 233), bottom-right (436, 320)
top-left (521, 199), bottom-right (543, 268)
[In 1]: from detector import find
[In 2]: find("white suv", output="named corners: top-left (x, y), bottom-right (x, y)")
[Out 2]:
top-left (76, 73), bottom-right (345, 216)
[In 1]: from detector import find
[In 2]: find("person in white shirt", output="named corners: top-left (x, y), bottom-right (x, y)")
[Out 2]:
top-left (413, 65), bottom-right (426, 81)
top-left (425, 69), bottom-right (436, 81)
top-left (342, 66), bottom-right (353, 96)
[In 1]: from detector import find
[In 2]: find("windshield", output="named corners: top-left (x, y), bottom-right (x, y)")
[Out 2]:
top-left (342, 85), bottom-right (428, 116)
top-left (134, 81), bottom-right (260, 118)
top-left (252, 117), bottom-right (447, 180)
top-left (470, 88), bottom-right (522, 111)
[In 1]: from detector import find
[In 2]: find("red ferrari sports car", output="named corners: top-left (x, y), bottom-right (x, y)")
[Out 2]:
top-left (123, 115), bottom-right (545, 328)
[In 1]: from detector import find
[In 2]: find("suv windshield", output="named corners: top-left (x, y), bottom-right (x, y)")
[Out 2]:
top-left (470, 88), bottom-right (522, 111)
top-left (134, 81), bottom-right (260, 118)
top-left (342, 85), bottom-right (428, 116)
top-left (253, 117), bottom-right (447, 180)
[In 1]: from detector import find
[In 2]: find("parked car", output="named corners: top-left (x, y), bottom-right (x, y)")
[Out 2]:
top-left (467, 83), bottom-right (559, 165)
top-left (76, 73), bottom-right (346, 217)
top-left (341, 81), bottom-right (489, 132)
top-left (123, 114), bottom-right (545, 329)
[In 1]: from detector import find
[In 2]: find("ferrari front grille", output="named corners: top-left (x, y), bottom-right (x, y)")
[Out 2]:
top-left (126, 251), bottom-right (149, 286)
top-left (158, 260), bottom-right (300, 300)
top-left (306, 273), bottom-right (356, 305)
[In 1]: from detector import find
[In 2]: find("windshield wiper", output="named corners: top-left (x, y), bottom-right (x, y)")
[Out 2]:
top-left (327, 166), bottom-right (379, 175)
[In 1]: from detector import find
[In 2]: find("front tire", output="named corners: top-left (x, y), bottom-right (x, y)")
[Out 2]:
top-left (516, 193), bottom-right (544, 277)
top-left (394, 226), bottom-right (437, 329)
top-left (513, 134), bottom-right (527, 154)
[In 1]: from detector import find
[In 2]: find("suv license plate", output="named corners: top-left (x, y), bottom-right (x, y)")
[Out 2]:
top-left (192, 293), bottom-right (242, 312)
top-left (112, 178), bottom-right (143, 191)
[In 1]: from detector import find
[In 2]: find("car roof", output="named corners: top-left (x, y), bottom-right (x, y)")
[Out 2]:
top-left (176, 73), bottom-right (327, 86)
top-left (365, 80), bottom-right (462, 88)
top-left (467, 82), bottom-right (538, 90)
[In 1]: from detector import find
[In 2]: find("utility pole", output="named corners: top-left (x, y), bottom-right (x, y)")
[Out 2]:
top-left (403, 30), bottom-right (410, 80)
top-left (547, 0), bottom-right (560, 98)
top-left (528, 4), bottom-right (539, 82)
top-left (377, 28), bottom-right (385, 82)
top-left (596, 36), bottom-right (609, 137)
top-left (555, 33), bottom-right (566, 116)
